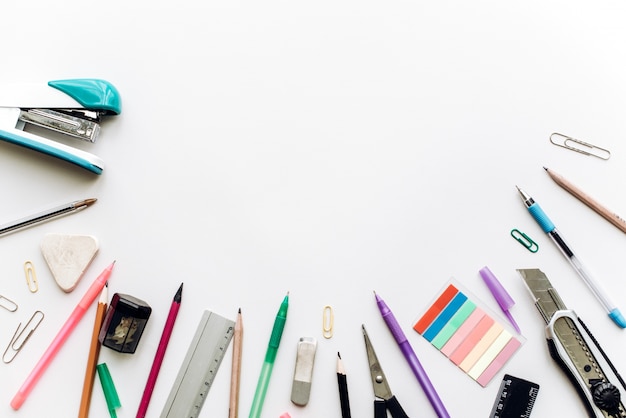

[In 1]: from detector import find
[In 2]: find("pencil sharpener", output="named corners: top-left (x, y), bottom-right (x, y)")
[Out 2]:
top-left (98, 293), bottom-right (152, 354)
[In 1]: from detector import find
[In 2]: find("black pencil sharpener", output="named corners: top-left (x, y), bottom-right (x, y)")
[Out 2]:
top-left (99, 293), bottom-right (152, 354)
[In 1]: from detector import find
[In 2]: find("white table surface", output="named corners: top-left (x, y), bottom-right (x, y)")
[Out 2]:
top-left (2, 1), bottom-right (626, 417)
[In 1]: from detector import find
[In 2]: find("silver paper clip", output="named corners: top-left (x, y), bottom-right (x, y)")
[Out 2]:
top-left (0, 295), bottom-right (18, 312)
top-left (549, 132), bottom-right (611, 160)
top-left (3, 310), bottom-right (44, 363)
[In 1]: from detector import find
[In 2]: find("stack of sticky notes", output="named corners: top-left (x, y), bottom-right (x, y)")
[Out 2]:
top-left (413, 282), bottom-right (523, 387)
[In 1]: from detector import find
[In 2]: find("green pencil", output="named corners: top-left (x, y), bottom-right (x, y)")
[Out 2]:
top-left (249, 292), bottom-right (289, 418)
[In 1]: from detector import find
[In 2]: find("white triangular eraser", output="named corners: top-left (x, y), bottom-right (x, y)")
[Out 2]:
top-left (40, 233), bottom-right (99, 293)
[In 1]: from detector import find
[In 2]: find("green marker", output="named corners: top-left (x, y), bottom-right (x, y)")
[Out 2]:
top-left (249, 292), bottom-right (289, 418)
top-left (96, 363), bottom-right (121, 418)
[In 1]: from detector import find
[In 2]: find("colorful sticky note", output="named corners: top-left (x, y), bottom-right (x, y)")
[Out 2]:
top-left (413, 282), bottom-right (524, 387)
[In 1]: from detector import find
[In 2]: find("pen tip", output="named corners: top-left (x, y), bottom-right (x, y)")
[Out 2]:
top-left (81, 198), bottom-right (97, 207)
top-left (543, 166), bottom-right (548, 171)
top-left (238, 307), bottom-right (241, 314)
top-left (337, 351), bottom-right (341, 359)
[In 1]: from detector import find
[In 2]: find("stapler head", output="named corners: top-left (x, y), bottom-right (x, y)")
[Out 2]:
top-left (0, 79), bottom-right (121, 174)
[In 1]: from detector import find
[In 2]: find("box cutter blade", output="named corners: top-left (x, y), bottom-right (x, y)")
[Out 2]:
top-left (518, 268), bottom-right (626, 418)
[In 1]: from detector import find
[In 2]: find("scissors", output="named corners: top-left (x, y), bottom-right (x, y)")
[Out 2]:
top-left (362, 325), bottom-right (410, 418)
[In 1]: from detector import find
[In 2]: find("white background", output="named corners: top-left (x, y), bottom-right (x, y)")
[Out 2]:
top-left (1, 1), bottom-right (626, 417)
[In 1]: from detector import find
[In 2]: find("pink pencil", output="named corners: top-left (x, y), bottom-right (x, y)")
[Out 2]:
top-left (11, 261), bottom-right (116, 410)
top-left (136, 283), bottom-right (183, 418)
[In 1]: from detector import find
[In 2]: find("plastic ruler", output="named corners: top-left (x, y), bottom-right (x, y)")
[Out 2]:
top-left (160, 310), bottom-right (234, 418)
top-left (489, 374), bottom-right (539, 418)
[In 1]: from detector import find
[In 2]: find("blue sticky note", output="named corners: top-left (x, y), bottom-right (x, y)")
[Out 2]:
top-left (423, 292), bottom-right (468, 341)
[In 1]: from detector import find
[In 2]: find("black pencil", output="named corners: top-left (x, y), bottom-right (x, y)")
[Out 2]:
top-left (337, 352), bottom-right (351, 418)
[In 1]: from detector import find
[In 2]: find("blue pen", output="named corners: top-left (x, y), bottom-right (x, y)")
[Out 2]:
top-left (517, 186), bottom-right (626, 328)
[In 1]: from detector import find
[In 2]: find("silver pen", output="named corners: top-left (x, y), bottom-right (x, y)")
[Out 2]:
top-left (0, 198), bottom-right (97, 236)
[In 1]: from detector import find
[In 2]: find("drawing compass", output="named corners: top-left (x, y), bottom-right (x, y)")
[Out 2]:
top-left (518, 268), bottom-right (626, 418)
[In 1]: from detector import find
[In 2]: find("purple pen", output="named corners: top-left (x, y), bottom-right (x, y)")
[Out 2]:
top-left (374, 291), bottom-right (450, 418)
top-left (479, 266), bottom-right (521, 334)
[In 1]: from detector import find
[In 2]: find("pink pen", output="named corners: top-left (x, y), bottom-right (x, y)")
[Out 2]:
top-left (11, 261), bottom-right (116, 410)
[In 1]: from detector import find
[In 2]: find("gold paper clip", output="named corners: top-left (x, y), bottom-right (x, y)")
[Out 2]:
top-left (322, 305), bottom-right (334, 339)
top-left (549, 132), bottom-right (610, 160)
top-left (511, 229), bottom-right (539, 253)
top-left (24, 261), bottom-right (38, 293)
top-left (0, 295), bottom-right (18, 312)
top-left (3, 310), bottom-right (44, 363)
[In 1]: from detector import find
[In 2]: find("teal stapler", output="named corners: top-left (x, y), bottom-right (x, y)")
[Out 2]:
top-left (0, 79), bottom-right (121, 174)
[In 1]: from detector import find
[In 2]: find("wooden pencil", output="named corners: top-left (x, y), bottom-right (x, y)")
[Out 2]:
top-left (544, 167), bottom-right (626, 233)
top-left (229, 308), bottom-right (243, 418)
top-left (337, 352), bottom-right (351, 418)
top-left (136, 283), bottom-right (183, 418)
top-left (78, 283), bottom-right (108, 418)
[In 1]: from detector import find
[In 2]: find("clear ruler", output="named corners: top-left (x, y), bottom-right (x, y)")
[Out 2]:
top-left (160, 310), bottom-right (234, 418)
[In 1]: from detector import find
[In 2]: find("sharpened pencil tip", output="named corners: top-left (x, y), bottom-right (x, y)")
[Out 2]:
top-left (99, 283), bottom-right (109, 303)
top-left (336, 351), bottom-right (346, 374)
top-left (174, 283), bottom-right (183, 302)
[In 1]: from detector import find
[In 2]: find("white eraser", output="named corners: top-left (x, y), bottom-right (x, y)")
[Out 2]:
top-left (40, 233), bottom-right (99, 292)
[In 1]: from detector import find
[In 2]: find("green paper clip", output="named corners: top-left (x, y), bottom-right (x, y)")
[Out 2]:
top-left (511, 229), bottom-right (538, 253)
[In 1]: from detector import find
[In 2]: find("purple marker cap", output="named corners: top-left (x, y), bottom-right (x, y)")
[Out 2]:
top-left (479, 266), bottom-right (520, 333)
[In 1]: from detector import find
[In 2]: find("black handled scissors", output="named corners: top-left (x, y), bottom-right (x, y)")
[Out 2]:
top-left (362, 325), bottom-right (410, 418)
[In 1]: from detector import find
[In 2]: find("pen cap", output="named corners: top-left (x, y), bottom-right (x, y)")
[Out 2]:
top-left (96, 363), bottom-right (121, 416)
top-left (479, 266), bottom-right (515, 311)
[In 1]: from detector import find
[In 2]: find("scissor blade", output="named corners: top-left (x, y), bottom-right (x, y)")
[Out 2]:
top-left (362, 324), bottom-right (393, 400)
